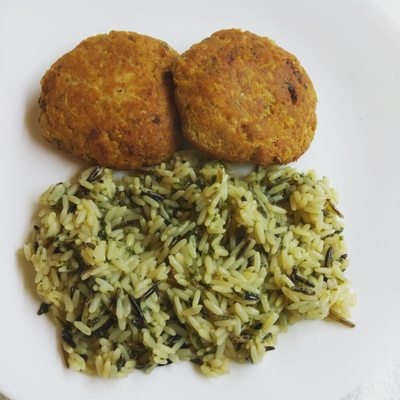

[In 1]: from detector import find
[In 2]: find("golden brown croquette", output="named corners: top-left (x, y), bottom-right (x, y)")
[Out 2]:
top-left (39, 31), bottom-right (180, 169)
top-left (173, 29), bottom-right (317, 165)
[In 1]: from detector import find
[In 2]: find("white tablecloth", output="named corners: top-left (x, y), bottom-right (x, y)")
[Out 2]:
top-left (343, 344), bottom-right (400, 400)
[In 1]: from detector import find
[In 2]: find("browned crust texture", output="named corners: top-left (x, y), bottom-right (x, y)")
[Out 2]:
top-left (173, 29), bottom-right (317, 165)
top-left (39, 31), bottom-right (180, 169)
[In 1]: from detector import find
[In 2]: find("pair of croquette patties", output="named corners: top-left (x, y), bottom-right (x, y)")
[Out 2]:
top-left (39, 29), bottom-right (317, 169)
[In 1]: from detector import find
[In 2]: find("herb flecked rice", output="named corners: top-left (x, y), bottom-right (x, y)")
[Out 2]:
top-left (23, 151), bottom-right (356, 377)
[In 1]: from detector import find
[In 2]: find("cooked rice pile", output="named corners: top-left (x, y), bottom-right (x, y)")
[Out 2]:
top-left (24, 151), bottom-right (355, 377)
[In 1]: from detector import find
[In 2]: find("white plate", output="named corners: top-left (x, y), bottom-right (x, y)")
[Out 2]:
top-left (1, 1), bottom-right (400, 399)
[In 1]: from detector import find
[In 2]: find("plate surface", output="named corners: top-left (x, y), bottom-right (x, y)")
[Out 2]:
top-left (1, 1), bottom-right (400, 399)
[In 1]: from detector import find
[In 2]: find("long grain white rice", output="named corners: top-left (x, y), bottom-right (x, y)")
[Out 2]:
top-left (24, 151), bottom-right (355, 377)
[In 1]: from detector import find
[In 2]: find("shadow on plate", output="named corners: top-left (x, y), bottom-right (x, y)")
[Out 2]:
top-left (16, 247), bottom-right (38, 303)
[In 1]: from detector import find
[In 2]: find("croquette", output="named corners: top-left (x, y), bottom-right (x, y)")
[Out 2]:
top-left (39, 31), bottom-right (180, 169)
top-left (173, 29), bottom-right (317, 165)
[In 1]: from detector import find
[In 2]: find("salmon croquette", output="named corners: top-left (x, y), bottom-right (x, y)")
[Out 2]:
top-left (39, 31), bottom-right (180, 169)
top-left (173, 29), bottom-right (317, 165)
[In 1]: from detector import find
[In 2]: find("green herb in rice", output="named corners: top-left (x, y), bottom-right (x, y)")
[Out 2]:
top-left (23, 150), bottom-right (356, 377)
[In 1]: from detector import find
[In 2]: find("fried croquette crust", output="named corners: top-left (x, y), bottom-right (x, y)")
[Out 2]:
top-left (39, 31), bottom-right (180, 169)
top-left (173, 29), bottom-right (317, 165)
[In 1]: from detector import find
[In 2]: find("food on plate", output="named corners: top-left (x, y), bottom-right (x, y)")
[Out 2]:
top-left (24, 151), bottom-right (355, 377)
top-left (24, 29), bottom-right (354, 379)
top-left (173, 29), bottom-right (317, 165)
top-left (39, 31), bottom-right (180, 169)
top-left (38, 28), bottom-right (317, 169)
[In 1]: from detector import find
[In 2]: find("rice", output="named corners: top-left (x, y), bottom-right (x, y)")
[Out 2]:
top-left (24, 151), bottom-right (356, 377)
